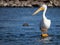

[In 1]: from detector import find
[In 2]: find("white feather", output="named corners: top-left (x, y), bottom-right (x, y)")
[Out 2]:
top-left (41, 4), bottom-right (51, 29)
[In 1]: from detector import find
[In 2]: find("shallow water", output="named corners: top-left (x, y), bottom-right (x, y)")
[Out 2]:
top-left (0, 7), bottom-right (60, 45)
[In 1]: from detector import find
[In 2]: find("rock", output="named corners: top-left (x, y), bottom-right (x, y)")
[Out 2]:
top-left (47, 3), bottom-right (53, 7)
top-left (23, 23), bottom-right (29, 26)
top-left (8, 1), bottom-right (14, 6)
top-left (54, 0), bottom-right (60, 6)
top-left (12, 4), bottom-right (17, 6)
top-left (50, 0), bottom-right (60, 6)
top-left (0, 0), bottom-right (60, 7)
top-left (4, 3), bottom-right (8, 6)
top-left (0, 1), bottom-right (4, 6)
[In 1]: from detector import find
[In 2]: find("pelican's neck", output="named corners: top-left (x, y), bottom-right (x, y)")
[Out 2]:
top-left (43, 8), bottom-right (47, 20)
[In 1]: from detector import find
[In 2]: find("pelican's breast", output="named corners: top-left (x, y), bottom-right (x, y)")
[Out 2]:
top-left (43, 19), bottom-right (51, 29)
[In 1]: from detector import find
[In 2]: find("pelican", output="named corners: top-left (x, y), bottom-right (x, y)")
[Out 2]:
top-left (33, 4), bottom-right (51, 38)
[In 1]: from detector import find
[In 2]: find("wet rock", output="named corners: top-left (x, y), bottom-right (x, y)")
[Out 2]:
top-left (23, 23), bottom-right (29, 26)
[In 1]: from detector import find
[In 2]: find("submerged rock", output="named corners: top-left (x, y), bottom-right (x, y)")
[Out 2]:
top-left (23, 23), bottom-right (29, 26)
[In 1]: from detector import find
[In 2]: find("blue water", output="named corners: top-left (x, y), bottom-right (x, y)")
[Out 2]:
top-left (0, 7), bottom-right (60, 45)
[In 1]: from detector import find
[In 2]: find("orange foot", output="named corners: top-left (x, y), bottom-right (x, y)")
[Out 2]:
top-left (41, 34), bottom-right (48, 38)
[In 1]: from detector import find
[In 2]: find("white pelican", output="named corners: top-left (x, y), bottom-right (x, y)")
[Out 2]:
top-left (33, 4), bottom-right (51, 38)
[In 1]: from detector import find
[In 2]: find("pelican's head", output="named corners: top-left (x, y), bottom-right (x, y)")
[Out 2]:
top-left (33, 4), bottom-right (47, 15)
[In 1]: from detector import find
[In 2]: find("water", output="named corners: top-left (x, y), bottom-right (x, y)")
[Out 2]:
top-left (0, 7), bottom-right (60, 45)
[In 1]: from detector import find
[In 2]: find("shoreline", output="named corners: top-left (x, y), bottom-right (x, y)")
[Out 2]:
top-left (0, 0), bottom-right (60, 7)
top-left (0, 6), bottom-right (60, 8)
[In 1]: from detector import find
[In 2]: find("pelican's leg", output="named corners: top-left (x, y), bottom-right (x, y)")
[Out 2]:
top-left (41, 27), bottom-right (48, 38)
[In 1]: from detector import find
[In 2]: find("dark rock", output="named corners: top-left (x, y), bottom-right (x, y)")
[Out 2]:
top-left (23, 23), bottom-right (29, 26)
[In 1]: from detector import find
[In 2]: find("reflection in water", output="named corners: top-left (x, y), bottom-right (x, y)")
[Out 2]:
top-left (40, 37), bottom-right (52, 43)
